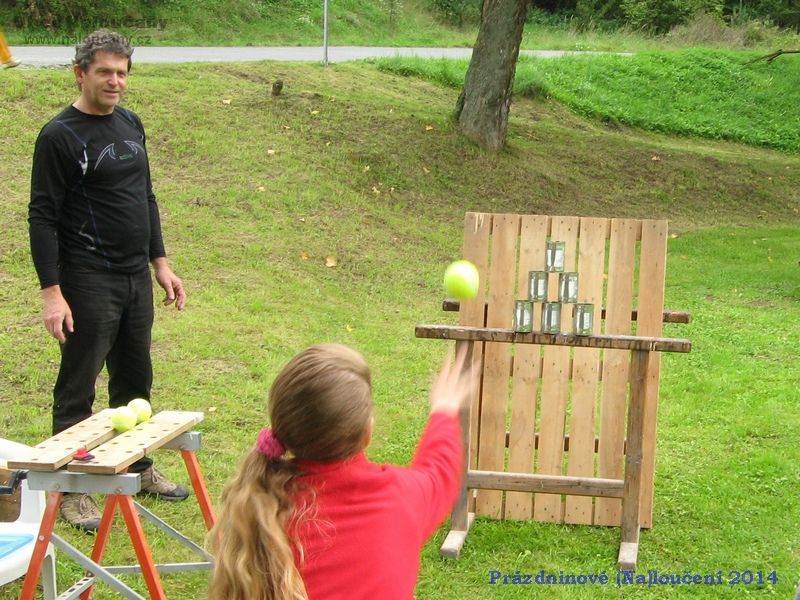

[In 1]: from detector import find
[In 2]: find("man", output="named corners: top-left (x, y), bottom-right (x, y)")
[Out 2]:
top-left (29, 30), bottom-right (188, 532)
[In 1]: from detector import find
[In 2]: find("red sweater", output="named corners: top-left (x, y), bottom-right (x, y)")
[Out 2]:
top-left (291, 412), bottom-right (462, 600)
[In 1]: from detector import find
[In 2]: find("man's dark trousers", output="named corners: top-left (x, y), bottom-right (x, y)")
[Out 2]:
top-left (53, 266), bottom-right (154, 473)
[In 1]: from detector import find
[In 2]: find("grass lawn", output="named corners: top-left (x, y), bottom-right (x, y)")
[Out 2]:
top-left (0, 57), bottom-right (798, 598)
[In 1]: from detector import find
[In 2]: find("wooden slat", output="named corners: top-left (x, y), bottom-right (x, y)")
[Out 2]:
top-left (67, 411), bottom-right (204, 474)
top-left (460, 212), bottom-right (492, 514)
top-left (506, 215), bottom-right (548, 520)
top-left (414, 325), bottom-right (691, 353)
top-left (7, 409), bottom-right (118, 471)
top-left (595, 219), bottom-right (639, 526)
top-left (468, 470), bottom-right (624, 498)
top-left (564, 217), bottom-right (607, 524)
top-left (476, 214), bottom-right (519, 518)
top-left (636, 220), bottom-right (668, 529)
top-left (534, 216), bottom-right (579, 522)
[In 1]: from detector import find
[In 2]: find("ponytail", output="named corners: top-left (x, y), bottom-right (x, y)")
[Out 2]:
top-left (209, 343), bottom-right (373, 599)
top-left (207, 450), bottom-right (307, 600)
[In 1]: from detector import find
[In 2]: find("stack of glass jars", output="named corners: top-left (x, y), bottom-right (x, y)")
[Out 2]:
top-left (513, 240), bottom-right (594, 336)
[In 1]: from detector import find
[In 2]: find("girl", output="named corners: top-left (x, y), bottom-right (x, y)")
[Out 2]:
top-left (208, 343), bottom-right (474, 600)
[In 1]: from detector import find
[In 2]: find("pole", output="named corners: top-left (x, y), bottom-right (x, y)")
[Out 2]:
top-left (323, 0), bottom-right (329, 67)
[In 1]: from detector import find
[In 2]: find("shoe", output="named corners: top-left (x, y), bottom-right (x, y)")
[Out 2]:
top-left (2, 59), bottom-right (20, 69)
top-left (60, 493), bottom-right (101, 533)
top-left (137, 466), bottom-right (189, 501)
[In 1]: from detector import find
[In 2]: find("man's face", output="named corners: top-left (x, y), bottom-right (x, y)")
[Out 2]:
top-left (74, 50), bottom-right (129, 115)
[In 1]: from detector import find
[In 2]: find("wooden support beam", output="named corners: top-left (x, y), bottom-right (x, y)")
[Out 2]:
top-left (618, 350), bottom-right (649, 571)
top-left (618, 542), bottom-right (639, 572)
top-left (467, 470), bottom-right (625, 498)
top-left (440, 513), bottom-right (475, 559)
top-left (416, 325), bottom-right (692, 353)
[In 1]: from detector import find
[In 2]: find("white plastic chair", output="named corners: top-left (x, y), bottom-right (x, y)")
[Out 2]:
top-left (0, 437), bottom-right (57, 599)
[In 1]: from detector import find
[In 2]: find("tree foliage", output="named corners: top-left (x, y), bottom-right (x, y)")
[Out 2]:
top-left (7, 0), bottom-right (799, 32)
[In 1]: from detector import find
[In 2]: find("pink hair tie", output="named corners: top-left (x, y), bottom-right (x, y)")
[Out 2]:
top-left (256, 427), bottom-right (286, 460)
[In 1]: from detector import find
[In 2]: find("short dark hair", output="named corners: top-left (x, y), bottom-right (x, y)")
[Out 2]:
top-left (73, 29), bottom-right (133, 72)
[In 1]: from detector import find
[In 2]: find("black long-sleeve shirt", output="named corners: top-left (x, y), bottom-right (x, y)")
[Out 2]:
top-left (29, 105), bottom-right (166, 289)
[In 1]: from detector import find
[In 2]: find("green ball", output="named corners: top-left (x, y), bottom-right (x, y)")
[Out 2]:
top-left (111, 406), bottom-right (138, 432)
top-left (443, 260), bottom-right (479, 300)
top-left (127, 398), bottom-right (152, 424)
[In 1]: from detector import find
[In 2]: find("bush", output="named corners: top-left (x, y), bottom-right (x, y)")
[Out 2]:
top-left (726, 0), bottom-right (800, 30)
top-left (11, 0), bottom-right (161, 29)
top-left (426, 0), bottom-right (481, 26)
top-left (668, 10), bottom-right (799, 46)
top-left (622, 0), bottom-right (724, 32)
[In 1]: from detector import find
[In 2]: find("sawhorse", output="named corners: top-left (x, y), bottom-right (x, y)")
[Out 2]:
top-left (8, 410), bottom-right (215, 599)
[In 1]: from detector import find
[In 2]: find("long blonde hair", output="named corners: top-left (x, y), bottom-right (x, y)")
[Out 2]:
top-left (208, 344), bottom-right (374, 600)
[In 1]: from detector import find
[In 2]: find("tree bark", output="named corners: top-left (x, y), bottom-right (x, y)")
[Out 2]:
top-left (456, 0), bottom-right (530, 151)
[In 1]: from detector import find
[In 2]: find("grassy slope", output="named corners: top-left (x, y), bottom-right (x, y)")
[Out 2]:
top-left (376, 49), bottom-right (800, 153)
top-left (0, 61), bottom-right (798, 598)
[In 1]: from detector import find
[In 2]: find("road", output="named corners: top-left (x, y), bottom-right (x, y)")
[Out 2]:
top-left (11, 45), bottom-right (616, 68)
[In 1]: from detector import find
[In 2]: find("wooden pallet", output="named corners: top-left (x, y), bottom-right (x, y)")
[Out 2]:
top-left (417, 212), bottom-right (692, 569)
top-left (8, 411), bottom-right (204, 475)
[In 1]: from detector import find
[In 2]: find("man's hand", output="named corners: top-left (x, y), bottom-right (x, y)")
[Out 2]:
top-left (152, 257), bottom-right (186, 310)
top-left (41, 285), bottom-right (73, 343)
top-left (429, 344), bottom-right (477, 417)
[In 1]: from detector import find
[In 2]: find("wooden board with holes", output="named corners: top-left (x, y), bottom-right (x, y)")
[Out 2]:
top-left (7, 409), bottom-right (119, 472)
top-left (67, 411), bottom-right (204, 474)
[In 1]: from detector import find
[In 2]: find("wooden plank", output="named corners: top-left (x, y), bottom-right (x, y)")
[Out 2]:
top-left (7, 409), bottom-right (118, 471)
top-left (565, 217), bottom-right (607, 524)
top-left (468, 470), bottom-right (624, 498)
top-left (68, 411), bottom-right (204, 474)
top-left (619, 351), bottom-right (649, 571)
top-left (636, 220), bottom-right (668, 529)
top-left (475, 214), bottom-right (519, 518)
top-left (414, 325), bottom-right (691, 353)
top-left (505, 214), bottom-right (548, 520)
top-left (534, 216), bottom-right (579, 523)
top-left (595, 219), bottom-right (639, 526)
top-left (444, 300), bottom-right (691, 324)
top-left (460, 212), bottom-right (492, 514)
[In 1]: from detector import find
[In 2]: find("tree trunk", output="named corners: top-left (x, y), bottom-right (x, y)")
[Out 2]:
top-left (456, 0), bottom-right (530, 151)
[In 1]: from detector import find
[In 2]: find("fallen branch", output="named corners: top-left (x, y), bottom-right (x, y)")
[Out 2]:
top-left (747, 49), bottom-right (800, 64)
